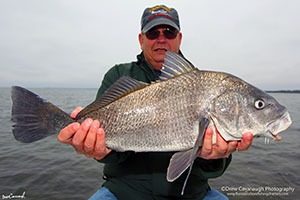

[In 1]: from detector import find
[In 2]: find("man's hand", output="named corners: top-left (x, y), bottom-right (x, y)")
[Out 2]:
top-left (57, 107), bottom-right (111, 160)
top-left (199, 128), bottom-right (253, 159)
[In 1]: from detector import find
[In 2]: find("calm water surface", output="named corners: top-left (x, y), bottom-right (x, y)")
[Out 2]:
top-left (0, 88), bottom-right (299, 200)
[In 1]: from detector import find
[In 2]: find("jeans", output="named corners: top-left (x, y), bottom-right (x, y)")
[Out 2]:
top-left (88, 187), bottom-right (229, 200)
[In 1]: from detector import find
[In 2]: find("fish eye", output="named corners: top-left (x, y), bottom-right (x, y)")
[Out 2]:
top-left (254, 99), bottom-right (265, 110)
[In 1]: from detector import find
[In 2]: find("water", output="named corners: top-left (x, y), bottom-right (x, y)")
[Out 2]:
top-left (0, 88), bottom-right (299, 200)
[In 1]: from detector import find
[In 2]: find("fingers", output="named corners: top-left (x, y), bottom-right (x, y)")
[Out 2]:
top-left (199, 128), bottom-right (238, 159)
top-left (58, 116), bottom-right (111, 160)
top-left (94, 128), bottom-right (112, 160)
top-left (84, 120), bottom-right (100, 154)
top-left (215, 129), bottom-right (238, 157)
top-left (226, 141), bottom-right (238, 156)
top-left (72, 119), bottom-right (111, 159)
top-left (237, 132), bottom-right (253, 151)
top-left (58, 106), bottom-right (111, 160)
top-left (71, 106), bottom-right (84, 119)
top-left (72, 118), bottom-right (93, 153)
top-left (57, 122), bottom-right (80, 144)
top-left (214, 131), bottom-right (230, 156)
top-left (199, 128), bottom-right (213, 158)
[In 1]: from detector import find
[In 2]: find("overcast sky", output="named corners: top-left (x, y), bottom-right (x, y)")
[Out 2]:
top-left (0, 0), bottom-right (299, 90)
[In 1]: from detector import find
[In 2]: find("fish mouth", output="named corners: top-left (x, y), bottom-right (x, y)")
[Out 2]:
top-left (266, 111), bottom-right (292, 141)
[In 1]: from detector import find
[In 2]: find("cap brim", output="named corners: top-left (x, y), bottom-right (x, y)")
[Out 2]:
top-left (142, 17), bottom-right (180, 33)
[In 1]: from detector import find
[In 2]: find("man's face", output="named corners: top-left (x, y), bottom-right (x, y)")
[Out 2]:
top-left (139, 25), bottom-right (182, 70)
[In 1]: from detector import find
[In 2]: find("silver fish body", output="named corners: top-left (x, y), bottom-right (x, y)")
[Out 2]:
top-left (12, 51), bottom-right (291, 149)
top-left (78, 66), bottom-right (291, 152)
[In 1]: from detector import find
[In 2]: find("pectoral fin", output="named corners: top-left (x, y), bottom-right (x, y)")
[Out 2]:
top-left (167, 117), bottom-right (210, 195)
top-left (167, 149), bottom-right (193, 182)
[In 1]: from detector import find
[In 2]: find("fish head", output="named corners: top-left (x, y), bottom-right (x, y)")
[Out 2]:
top-left (209, 75), bottom-right (292, 141)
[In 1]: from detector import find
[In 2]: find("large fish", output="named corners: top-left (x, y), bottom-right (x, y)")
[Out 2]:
top-left (11, 51), bottom-right (292, 194)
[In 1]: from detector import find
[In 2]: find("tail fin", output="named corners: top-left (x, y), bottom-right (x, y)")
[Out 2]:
top-left (11, 86), bottom-right (74, 143)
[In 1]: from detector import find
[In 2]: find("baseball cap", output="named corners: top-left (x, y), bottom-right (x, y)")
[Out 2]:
top-left (141, 5), bottom-right (180, 33)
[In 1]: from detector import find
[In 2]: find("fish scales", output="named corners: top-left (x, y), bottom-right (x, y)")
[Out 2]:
top-left (79, 70), bottom-right (227, 152)
top-left (94, 71), bottom-right (202, 152)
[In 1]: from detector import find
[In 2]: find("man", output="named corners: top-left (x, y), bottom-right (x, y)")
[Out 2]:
top-left (58, 5), bottom-right (253, 200)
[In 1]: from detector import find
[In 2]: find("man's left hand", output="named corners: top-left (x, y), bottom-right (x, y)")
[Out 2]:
top-left (198, 128), bottom-right (253, 159)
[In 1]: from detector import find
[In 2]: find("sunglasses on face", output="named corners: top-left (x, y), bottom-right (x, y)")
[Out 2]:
top-left (145, 27), bottom-right (179, 40)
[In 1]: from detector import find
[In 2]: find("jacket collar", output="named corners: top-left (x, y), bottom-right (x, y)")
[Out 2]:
top-left (136, 52), bottom-right (160, 80)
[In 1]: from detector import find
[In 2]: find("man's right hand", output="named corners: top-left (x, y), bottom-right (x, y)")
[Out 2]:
top-left (57, 107), bottom-right (111, 160)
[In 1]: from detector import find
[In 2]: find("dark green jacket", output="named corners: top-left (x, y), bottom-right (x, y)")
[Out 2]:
top-left (96, 52), bottom-right (231, 200)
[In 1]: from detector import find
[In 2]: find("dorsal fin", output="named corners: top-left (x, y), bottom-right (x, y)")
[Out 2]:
top-left (76, 76), bottom-right (149, 119)
top-left (159, 51), bottom-right (196, 81)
